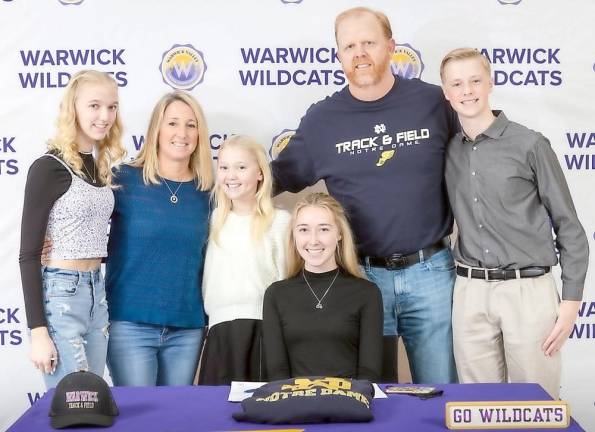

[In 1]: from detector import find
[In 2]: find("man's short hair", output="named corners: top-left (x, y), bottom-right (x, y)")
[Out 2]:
top-left (440, 48), bottom-right (492, 82)
top-left (334, 7), bottom-right (392, 42)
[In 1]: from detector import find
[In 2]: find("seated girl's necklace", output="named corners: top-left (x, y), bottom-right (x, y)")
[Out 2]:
top-left (302, 269), bottom-right (340, 309)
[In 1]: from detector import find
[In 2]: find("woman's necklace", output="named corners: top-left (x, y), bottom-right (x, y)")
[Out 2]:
top-left (159, 176), bottom-right (183, 204)
top-left (81, 159), bottom-right (96, 184)
top-left (302, 268), bottom-right (340, 309)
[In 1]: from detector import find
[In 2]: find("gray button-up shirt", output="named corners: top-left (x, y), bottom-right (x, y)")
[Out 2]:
top-left (445, 111), bottom-right (589, 300)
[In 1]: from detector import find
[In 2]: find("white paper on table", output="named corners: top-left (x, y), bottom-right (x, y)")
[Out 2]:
top-left (228, 381), bottom-right (267, 402)
top-left (228, 381), bottom-right (387, 402)
top-left (372, 383), bottom-right (387, 398)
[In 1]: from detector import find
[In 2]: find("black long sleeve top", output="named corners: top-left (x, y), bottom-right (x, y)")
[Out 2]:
top-left (19, 152), bottom-right (99, 328)
top-left (263, 269), bottom-right (383, 382)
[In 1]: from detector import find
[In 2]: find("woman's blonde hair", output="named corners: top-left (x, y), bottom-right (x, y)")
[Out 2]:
top-left (130, 91), bottom-right (213, 191)
top-left (286, 193), bottom-right (363, 278)
top-left (210, 135), bottom-right (274, 244)
top-left (47, 70), bottom-right (126, 187)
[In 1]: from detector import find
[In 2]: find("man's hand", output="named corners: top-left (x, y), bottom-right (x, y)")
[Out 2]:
top-left (542, 300), bottom-right (581, 356)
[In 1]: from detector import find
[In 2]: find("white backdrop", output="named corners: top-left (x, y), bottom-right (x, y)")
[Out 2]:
top-left (1, 1), bottom-right (593, 430)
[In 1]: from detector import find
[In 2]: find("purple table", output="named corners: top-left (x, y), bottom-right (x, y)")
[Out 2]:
top-left (8, 383), bottom-right (585, 431)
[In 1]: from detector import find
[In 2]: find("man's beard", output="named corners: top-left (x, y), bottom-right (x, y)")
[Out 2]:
top-left (345, 53), bottom-right (391, 88)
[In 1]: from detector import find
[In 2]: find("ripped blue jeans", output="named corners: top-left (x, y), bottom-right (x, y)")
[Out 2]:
top-left (42, 267), bottom-right (109, 388)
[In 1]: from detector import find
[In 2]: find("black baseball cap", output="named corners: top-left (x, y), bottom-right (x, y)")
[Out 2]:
top-left (49, 371), bottom-right (119, 429)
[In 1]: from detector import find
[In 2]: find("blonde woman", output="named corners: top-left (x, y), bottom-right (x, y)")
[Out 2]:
top-left (263, 193), bottom-right (383, 381)
top-left (198, 135), bottom-right (290, 385)
top-left (19, 70), bottom-right (126, 388)
top-left (105, 91), bottom-right (213, 386)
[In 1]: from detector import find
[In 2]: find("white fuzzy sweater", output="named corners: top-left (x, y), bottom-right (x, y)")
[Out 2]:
top-left (202, 208), bottom-right (291, 328)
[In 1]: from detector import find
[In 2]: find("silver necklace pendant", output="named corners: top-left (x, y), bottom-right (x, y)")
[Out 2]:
top-left (159, 175), bottom-right (183, 205)
top-left (303, 268), bottom-right (340, 311)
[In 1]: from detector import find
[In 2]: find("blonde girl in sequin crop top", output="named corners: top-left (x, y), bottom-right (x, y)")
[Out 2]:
top-left (19, 70), bottom-right (126, 387)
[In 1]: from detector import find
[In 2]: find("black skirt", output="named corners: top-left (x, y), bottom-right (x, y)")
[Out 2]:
top-left (197, 319), bottom-right (267, 385)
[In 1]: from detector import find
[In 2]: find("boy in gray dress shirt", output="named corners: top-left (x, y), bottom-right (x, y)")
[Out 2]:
top-left (440, 48), bottom-right (589, 398)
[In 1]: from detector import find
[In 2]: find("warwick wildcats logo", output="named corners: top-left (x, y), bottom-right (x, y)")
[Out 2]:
top-left (390, 43), bottom-right (424, 79)
top-left (270, 129), bottom-right (296, 160)
top-left (159, 44), bottom-right (207, 90)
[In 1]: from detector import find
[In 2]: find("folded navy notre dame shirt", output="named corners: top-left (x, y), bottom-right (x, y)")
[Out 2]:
top-left (233, 377), bottom-right (374, 424)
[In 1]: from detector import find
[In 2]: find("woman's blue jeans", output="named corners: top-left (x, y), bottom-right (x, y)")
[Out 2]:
top-left (42, 267), bottom-right (108, 388)
top-left (107, 320), bottom-right (203, 386)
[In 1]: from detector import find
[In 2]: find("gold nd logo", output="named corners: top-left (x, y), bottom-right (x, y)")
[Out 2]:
top-left (376, 150), bottom-right (395, 166)
top-left (281, 377), bottom-right (352, 392)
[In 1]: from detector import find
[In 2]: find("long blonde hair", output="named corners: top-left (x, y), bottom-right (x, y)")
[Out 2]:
top-left (210, 135), bottom-right (274, 244)
top-left (286, 193), bottom-right (363, 278)
top-left (47, 70), bottom-right (126, 187)
top-left (130, 91), bottom-right (213, 191)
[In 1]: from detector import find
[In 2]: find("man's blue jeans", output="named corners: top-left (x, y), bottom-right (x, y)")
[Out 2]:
top-left (107, 321), bottom-right (203, 386)
top-left (362, 247), bottom-right (458, 384)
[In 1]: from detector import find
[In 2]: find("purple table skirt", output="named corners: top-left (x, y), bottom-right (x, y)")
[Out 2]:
top-left (7, 383), bottom-right (585, 432)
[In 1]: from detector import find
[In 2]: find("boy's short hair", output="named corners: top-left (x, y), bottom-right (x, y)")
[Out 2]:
top-left (440, 48), bottom-right (492, 82)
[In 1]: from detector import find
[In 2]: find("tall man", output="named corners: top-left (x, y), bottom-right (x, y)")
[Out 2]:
top-left (441, 48), bottom-right (588, 398)
top-left (272, 7), bottom-right (458, 383)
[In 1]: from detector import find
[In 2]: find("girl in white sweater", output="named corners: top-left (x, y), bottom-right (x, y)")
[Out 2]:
top-left (198, 135), bottom-right (290, 384)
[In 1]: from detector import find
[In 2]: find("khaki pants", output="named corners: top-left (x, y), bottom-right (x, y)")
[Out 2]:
top-left (452, 268), bottom-right (561, 398)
